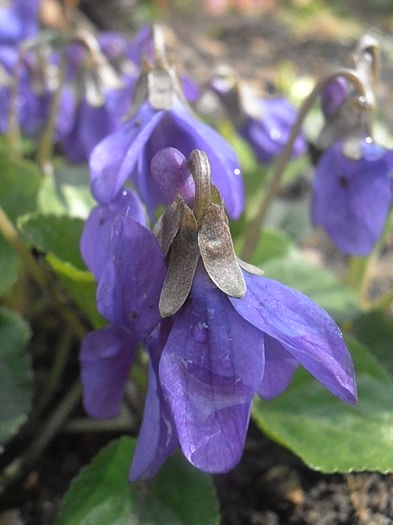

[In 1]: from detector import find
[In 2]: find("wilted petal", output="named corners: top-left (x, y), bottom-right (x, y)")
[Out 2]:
top-left (159, 267), bottom-right (264, 473)
top-left (259, 335), bottom-right (298, 399)
top-left (90, 102), bottom-right (163, 203)
top-left (230, 271), bottom-right (357, 404)
top-left (80, 325), bottom-right (137, 418)
top-left (312, 141), bottom-right (393, 256)
top-left (130, 322), bottom-right (178, 481)
top-left (97, 209), bottom-right (166, 338)
top-left (80, 189), bottom-right (145, 280)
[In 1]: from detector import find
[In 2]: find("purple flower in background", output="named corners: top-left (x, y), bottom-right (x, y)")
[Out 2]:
top-left (90, 74), bottom-right (244, 219)
top-left (0, 0), bottom-right (40, 45)
top-left (0, 45), bottom-right (56, 136)
top-left (80, 149), bottom-right (356, 479)
top-left (58, 35), bottom-right (136, 163)
top-left (211, 68), bottom-right (306, 164)
top-left (312, 140), bottom-right (393, 256)
top-left (238, 97), bottom-right (307, 164)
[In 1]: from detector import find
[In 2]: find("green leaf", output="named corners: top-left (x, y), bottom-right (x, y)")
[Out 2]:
top-left (250, 229), bottom-right (358, 321)
top-left (19, 214), bottom-right (103, 327)
top-left (0, 308), bottom-right (31, 451)
top-left (352, 310), bottom-right (393, 374)
top-left (48, 255), bottom-right (104, 329)
top-left (252, 337), bottom-right (393, 473)
top-left (19, 214), bottom-right (85, 270)
top-left (249, 228), bottom-right (292, 266)
top-left (38, 164), bottom-right (95, 219)
top-left (0, 157), bottom-right (41, 222)
top-left (0, 235), bottom-right (21, 296)
top-left (55, 437), bottom-right (219, 525)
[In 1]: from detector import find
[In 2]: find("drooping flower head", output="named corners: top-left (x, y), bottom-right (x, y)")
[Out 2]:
top-left (80, 147), bottom-right (357, 481)
top-left (211, 65), bottom-right (307, 164)
top-left (89, 25), bottom-right (243, 219)
top-left (312, 140), bottom-right (393, 256)
top-left (58, 31), bottom-right (136, 163)
top-left (313, 35), bottom-right (393, 256)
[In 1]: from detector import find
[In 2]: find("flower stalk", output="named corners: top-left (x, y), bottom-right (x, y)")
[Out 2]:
top-left (241, 68), bottom-right (368, 261)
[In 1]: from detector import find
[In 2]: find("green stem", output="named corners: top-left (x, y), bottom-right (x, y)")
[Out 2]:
top-left (37, 50), bottom-right (68, 177)
top-left (0, 205), bottom-right (86, 340)
top-left (241, 68), bottom-right (367, 261)
top-left (346, 256), bottom-right (371, 304)
top-left (0, 382), bottom-right (82, 491)
top-left (31, 330), bottom-right (74, 423)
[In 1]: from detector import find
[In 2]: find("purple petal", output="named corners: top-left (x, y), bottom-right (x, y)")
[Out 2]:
top-left (159, 267), bottom-right (264, 473)
top-left (0, 0), bottom-right (40, 45)
top-left (312, 141), bottom-right (393, 256)
top-left (230, 272), bottom-right (357, 404)
top-left (130, 321), bottom-right (178, 481)
top-left (239, 97), bottom-right (306, 164)
top-left (90, 102), bottom-right (164, 204)
top-left (80, 189), bottom-right (146, 280)
top-left (80, 325), bottom-right (137, 418)
top-left (321, 77), bottom-right (348, 118)
top-left (258, 335), bottom-right (298, 399)
top-left (169, 103), bottom-right (244, 219)
top-left (96, 209), bottom-right (165, 338)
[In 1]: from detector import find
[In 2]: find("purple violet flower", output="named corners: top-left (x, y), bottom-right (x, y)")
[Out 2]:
top-left (0, 0), bottom-right (40, 45)
top-left (90, 43), bottom-right (243, 219)
top-left (211, 68), bottom-right (306, 164)
top-left (80, 149), bottom-right (356, 480)
top-left (58, 35), bottom-right (135, 163)
top-left (312, 140), bottom-right (393, 256)
top-left (237, 97), bottom-right (307, 164)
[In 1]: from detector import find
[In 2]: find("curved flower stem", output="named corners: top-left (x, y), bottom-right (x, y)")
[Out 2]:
top-left (7, 51), bottom-right (23, 159)
top-left (240, 69), bottom-right (367, 261)
top-left (37, 49), bottom-right (68, 177)
top-left (0, 382), bottom-right (82, 492)
top-left (0, 206), bottom-right (86, 340)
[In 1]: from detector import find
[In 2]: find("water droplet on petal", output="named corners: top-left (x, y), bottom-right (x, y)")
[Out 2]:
top-left (234, 168), bottom-right (241, 176)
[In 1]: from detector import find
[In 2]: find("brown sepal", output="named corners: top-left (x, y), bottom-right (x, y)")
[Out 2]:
top-left (159, 207), bottom-right (200, 317)
top-left (198, 203), bottom-right (246, 298)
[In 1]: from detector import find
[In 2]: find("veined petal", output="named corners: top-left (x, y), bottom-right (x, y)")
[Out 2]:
top-left (80, 189), bottom-right (145, 280)
top-left (259, 335), bottom-right (298, 399)
top-left (90, 102), bottom-right (163, 204)
top-left (230, 272), bottom-right (357, 404)
top-left (96, 209), bottom-right (165, 338)
top-left (80, 325), bottom-right (137, 418)
top-left (159, 267), bottom-right (264, 473)
top-left (130, 322), bottom-right (178, 481)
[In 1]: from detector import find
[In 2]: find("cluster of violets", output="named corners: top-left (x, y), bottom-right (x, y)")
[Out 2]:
top-left (78, 27), bottom-right (357, 478)
top-left (3, 1), bottom-right (393, 479)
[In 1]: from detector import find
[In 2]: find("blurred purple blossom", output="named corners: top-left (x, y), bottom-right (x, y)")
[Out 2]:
top-left (312, 140), bottom-right (393, 256)
top-left (0, 0), bottom-right (40, 46)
